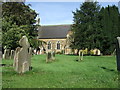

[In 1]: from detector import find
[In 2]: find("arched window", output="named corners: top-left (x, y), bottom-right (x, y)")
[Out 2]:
top-left (48, 41), bottom-right (51, 49)
top-left (57, 41), bottom-right (60, 49)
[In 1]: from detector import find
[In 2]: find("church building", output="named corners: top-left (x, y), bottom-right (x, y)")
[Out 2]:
top-left (38, 24), bottom-right (74, 54)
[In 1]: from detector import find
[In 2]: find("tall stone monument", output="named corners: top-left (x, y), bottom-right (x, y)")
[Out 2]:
top-left (116, 37), bottom-right (120, 71)
top-left (13, 36), bottom-right (31, 73)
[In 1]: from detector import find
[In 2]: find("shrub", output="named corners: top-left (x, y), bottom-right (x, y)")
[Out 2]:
top-left (56, 52), bottom-right (62, 54)
top-left (90, 49), bottom-right (94, 55)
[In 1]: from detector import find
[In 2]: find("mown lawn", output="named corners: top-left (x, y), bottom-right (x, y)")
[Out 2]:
top-left (2, 55), bottom-right (120, 88)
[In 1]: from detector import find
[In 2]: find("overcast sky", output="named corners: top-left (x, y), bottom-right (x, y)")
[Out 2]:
top-left (25, 2), bottom-right (119, 25)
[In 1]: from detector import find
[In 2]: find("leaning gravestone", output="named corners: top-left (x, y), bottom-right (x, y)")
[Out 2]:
top-left (46, 52), bottom-right (52, 63)
top-left (13, 47), bottom-right (21, 68)
top-left (13, 36), bottom-right (31, 73)
top-left (78, 50), bottom-right (83, 61)
top-left (3, 49), bottom-right (10, 59)
top-left (116, 37), bottom-right (120, 71)
top-left (10, 50), bottom-right (15, 59)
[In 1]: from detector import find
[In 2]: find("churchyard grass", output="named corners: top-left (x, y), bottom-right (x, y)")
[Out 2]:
top-left (2, 55), bottom-right (119, 88)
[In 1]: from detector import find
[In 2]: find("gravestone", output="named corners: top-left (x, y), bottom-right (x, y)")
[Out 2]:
top-left (3, 49), bottom-right (10, 59)
top-left (116, 37), bottom-right (120, 71)
top-left (10, 50), bottom-right (15, 59)
top-left (46, 52), bottom-right (52, 63)
top-left (13, 36), bottom-right (31, 73)
top-left (51, 51), bottom-right (55, 60)
top-left (13, 47), bottom-right (21, 69)
top-left (78, 51), bottom-right (83, 61)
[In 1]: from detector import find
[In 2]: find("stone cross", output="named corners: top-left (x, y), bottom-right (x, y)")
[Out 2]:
top-left (13, 36), bottom-right (31, 73)
top-left (116, 37), bottom-right (120, 71)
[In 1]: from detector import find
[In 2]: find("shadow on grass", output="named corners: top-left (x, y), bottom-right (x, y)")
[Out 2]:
top-left (67, 54), bottom-right (78, 56)
top-left (0, 64), bottom-right (12, 67)
top-left (99, 66), bottom-right (115, 72)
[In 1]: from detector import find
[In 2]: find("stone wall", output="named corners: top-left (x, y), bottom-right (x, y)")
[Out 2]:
top-left (39, 38), bottom-right (72, 54)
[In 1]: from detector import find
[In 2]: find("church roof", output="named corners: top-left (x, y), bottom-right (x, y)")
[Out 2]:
top-left (38, 25), bottom-right (71, 39)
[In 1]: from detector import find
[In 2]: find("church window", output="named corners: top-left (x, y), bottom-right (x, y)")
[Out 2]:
top-left (57, 41), bottom-right (60, 49)
top-left (48, 41), bottom-right (51, 49)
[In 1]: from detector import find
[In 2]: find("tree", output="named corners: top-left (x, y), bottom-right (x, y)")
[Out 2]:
top-left (2, 2), bottom-right (38, 49)
top-left (30, 39), bottom-right (46, 49)
top-left (71, 2), bottom-right (101, 54)
top-left (100, 5), bottom-right (120, 55)
top-left (71, 2), bottom-right (120, 55)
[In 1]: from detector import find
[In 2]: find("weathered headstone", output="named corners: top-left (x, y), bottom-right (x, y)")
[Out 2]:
top-left (13, 36), bottom-right (31, 73)
top-left (13, 47), bottom-right (21, 69)
top-left (116, 37), bottom-right (120, 71)
top-left (51, 51), bottom-right (55, 60)
top-left (78, 51), bottom-right (83, 61)
top-left (3, 49), bottom-right (10, 59)
top-left (10, 50), bottom-right (15, 59)
top-left (46, 52), bottom-right (52, 63)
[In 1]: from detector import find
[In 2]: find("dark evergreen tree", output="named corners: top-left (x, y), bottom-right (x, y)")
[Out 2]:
top-left (100, 5), bottom-right (120, 55)
top-left (71, 2), bottom-right (101, 54)
top-left (71, 2), bottom-right (120, 55)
